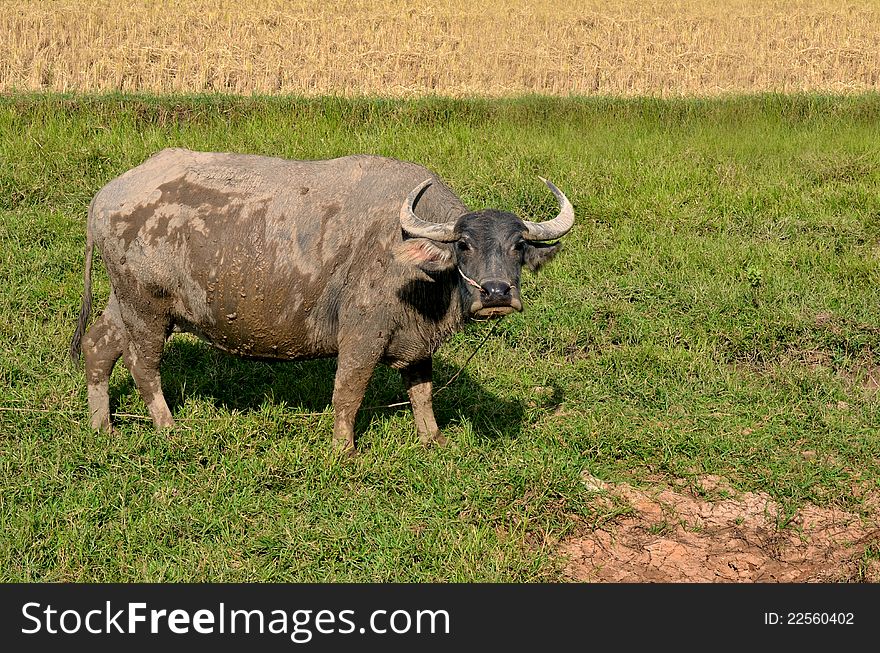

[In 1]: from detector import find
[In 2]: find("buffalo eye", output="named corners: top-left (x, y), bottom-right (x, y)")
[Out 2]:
top-left (457, 240), bottom-right (471, 253)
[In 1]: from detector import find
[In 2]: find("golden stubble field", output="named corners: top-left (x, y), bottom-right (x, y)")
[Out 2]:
top-left (2, 0), bottom-right (879, 97)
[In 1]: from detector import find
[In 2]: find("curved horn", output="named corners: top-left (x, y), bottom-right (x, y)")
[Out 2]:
top-left (522, 177), bottom-right (575, 241)
top-left (399, 179), bottom-right (457, 242)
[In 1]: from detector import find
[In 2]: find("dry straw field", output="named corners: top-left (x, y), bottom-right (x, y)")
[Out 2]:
top-left (2, 0), bottom-right (879, 97)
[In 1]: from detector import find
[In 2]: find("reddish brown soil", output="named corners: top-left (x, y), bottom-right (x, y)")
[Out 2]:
top-left (560, 474), bottom-right (880, 582)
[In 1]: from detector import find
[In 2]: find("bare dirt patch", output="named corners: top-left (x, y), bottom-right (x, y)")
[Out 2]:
top-left (560, 474), bottom-right (880, 582)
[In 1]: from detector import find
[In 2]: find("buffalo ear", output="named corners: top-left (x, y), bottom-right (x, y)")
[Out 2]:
top-left (393, 238), bottom-right (455, 273)
top-left (524, 241), bottom-right (562, 271)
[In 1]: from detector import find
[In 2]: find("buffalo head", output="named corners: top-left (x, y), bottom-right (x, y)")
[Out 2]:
top-left (396, 178), bottom-right (574, 318)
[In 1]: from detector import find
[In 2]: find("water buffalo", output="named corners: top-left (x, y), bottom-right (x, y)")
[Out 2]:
top-left (69, 148), bottom-right (574, 451)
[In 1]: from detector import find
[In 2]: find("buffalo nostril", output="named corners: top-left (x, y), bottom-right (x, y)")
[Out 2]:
top-left (480, 280), bottom-right (512, 300)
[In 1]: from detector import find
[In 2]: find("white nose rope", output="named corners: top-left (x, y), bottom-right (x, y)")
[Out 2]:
top-left (458, 267), bottom-right (516, 293)
top-left (458, 267), bottom-right (483, 290)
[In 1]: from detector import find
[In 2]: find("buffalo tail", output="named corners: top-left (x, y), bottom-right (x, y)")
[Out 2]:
top-left (69, 227), bottom-right (94, 366)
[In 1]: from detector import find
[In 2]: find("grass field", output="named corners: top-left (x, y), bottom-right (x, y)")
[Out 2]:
top-left (1, 93), bottom-right (879, 581)
top-left (2, 0), bottom-right (879, 97)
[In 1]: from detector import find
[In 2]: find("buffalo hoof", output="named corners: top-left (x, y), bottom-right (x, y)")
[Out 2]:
top-left (90, 415), bottom-right (115, 434)
top-left (331, 436), bottom-right (357, 458)
top-left (421, 433), bottom-right (447, 448)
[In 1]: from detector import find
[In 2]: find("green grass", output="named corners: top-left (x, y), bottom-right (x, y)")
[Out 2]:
top-left (1, 92), bottom-right (879, 581)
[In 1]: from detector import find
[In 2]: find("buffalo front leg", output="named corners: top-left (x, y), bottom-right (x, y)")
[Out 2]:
top-left (82, 295), bottom-right (126, 431)
top-left (330, 346), bottom-right (381, 453)
top-left (401, 358), bottom-right (446, 446)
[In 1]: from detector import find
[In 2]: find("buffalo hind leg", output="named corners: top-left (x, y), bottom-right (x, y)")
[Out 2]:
top-left (82, 295), bottom-right (126, 431)
top-left (401, 358), bottom-right (446, 446)
top-left (118, 304), bottom-right (174, 429)
top-left (331, 344), bottom-right (382, 453)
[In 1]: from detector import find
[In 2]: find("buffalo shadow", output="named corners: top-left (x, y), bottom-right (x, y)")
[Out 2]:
top-left (109, 335), bottom-right (526, 444)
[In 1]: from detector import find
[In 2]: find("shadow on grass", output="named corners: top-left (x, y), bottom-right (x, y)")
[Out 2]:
top-left (109, 336), bottom-right (525, 443)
